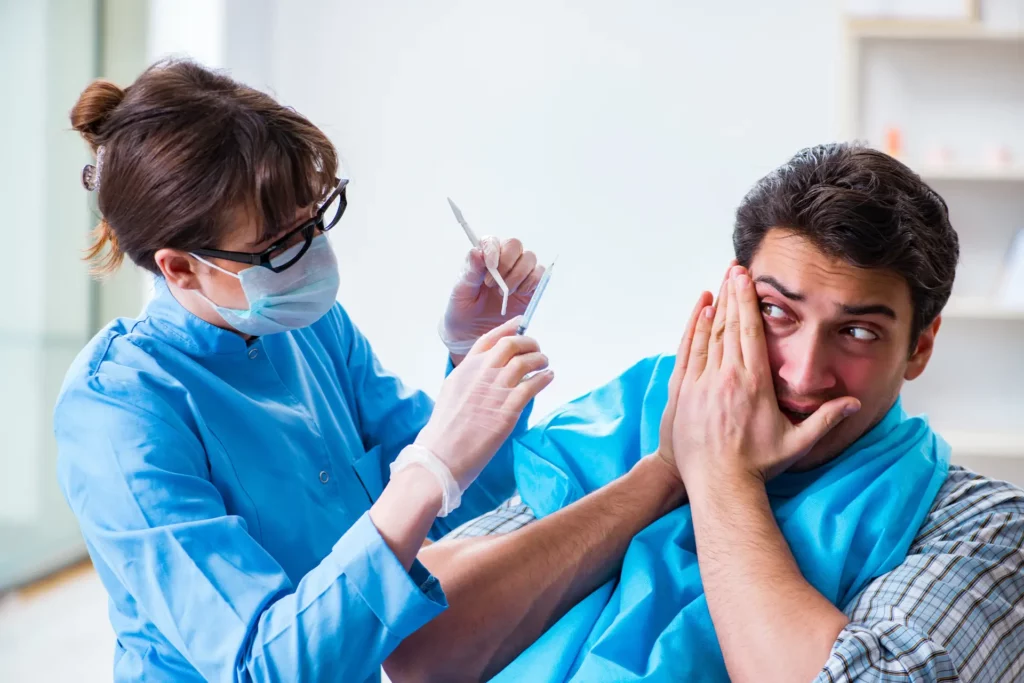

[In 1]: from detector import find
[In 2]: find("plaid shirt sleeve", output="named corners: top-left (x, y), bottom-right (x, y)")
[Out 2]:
top-left (815, 466), bottom-right (1024, 683)
top-left (444, 494), bottom-right (538, 539)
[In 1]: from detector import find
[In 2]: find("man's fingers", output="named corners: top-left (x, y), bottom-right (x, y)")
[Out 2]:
top-left (660, 291), bottom-right (713, 454)
top-left (723, 273), bottom-right (742, 365)
top-left (734, 271), bottom-right (770, 377)
top-left (707, 266), bottom-right (733, 370)
top-left (686, 305), bottom-right (716, 380)
top-left (787, 397), bottom-right (861, 456)
top-left (671, 291), bottom-right (714, 390)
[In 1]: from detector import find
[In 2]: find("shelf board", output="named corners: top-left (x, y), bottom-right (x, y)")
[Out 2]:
top-left (942, 297), bottom-right (1024, 320)
top-left (917, 166), bottom-right (1024, 182)
top-left (847, 18), bottom-right (1024, 41)
top-left (941, 429), bottom-right (1024, 459)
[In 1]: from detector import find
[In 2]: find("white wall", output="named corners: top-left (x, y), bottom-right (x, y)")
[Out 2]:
top-left (148, 0), bottom-right (226, 68)
top-left (0, 0), bottom-right (48, 522)
top-left (228, 1), bottom-right (844, 416)
top-left (0, 0), bottom-right (99, 586)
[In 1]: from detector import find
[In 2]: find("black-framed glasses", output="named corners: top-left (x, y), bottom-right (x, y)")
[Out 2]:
top-left (193, 177), bottom-right (348, 273)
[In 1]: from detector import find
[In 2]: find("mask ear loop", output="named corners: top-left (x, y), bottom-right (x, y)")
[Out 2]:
top-left (190, 253), bottom-right (242, 280)
top-left (189, 254), bottom-right (250, 318)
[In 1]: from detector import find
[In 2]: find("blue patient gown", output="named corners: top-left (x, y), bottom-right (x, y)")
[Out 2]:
top-left (54, 278), bottom-right (523, 683)
top-left (494, 355), bottom-right (950, 682)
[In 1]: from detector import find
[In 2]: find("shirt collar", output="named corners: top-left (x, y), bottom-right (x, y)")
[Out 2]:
top-left (144, 276), bottom-right (251, 356)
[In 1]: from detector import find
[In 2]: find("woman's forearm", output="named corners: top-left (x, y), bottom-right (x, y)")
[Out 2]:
top-left (369, 466), bottom-right (443, 569)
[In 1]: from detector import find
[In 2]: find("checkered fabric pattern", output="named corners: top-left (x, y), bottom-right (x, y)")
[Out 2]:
top-left (815, 466), bottom-right (1024, 682)
top-left (446, 494), bottom-right (536, 539)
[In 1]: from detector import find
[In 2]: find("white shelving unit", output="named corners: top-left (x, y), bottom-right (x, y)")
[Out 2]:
top-left (918, 166), bottom-right (1024, 182)
top-left (847, 18), bottom-right (1024, 41)
top-left (943, 429), bottom-right (1024, 458)
top-left (844, 9), bottom-right (1024, 480)
top-left (842, 17), bottom-right (1024, 151)
top-left (943, 296), bottom-right (1024, 320)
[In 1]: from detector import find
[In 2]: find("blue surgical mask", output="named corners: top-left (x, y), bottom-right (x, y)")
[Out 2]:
top-left (191, 235), bottom-right (340, 336)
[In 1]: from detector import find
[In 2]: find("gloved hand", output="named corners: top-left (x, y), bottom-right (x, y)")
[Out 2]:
top-left (439, 237), bottom-right (546, 356)
top-left (417, 316), bottom-right (554, 490)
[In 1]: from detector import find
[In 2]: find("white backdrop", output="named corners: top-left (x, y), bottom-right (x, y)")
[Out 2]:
top-left (210, 1), bottom-right (844, 416)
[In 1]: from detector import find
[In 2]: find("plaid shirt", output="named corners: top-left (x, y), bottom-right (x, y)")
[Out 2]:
top-left (447, 466), bottom-right (1024, 682)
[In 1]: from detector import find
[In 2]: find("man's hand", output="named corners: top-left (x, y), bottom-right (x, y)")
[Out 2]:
top-left (655, 288), bottom-right (714, 477)
top-left (665, 263), bottom-right (856, 683)
top-left (669, 264), bottom-right (860, 488)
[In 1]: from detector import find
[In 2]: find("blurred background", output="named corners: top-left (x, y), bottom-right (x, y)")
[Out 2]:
top-left (1, 0), bottom-right (1022, 680)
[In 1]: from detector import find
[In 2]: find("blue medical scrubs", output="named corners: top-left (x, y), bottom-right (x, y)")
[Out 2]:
top-left (54, 277), bottom-right (523, 682)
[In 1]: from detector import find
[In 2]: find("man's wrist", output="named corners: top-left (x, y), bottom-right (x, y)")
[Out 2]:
top-left (634, 454), bottom-right (688, 512)
top-left (685, 454), bottom-right (766, 510)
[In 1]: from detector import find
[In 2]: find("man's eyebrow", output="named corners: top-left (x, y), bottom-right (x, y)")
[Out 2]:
top-left (755, 274), bottom-right (898, 319)
top-left (754, 275), bottom-right (804, 301)
top-left (840, 303), bottom-right (897, 320)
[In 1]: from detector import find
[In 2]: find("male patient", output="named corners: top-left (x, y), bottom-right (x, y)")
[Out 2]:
top-left (385, 143), bottom-right (1024, 682)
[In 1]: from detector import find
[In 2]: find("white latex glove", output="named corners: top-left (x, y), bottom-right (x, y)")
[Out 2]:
top-left (417, 316), bottom-right (554, 490)
top-left (439, 236), bottom-right (546, 356)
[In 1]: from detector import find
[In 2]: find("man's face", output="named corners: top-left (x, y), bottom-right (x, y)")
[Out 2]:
top-left (747, 229), bottom-right (941, 470)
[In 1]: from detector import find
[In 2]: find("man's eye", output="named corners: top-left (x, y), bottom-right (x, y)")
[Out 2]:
top-left (844, 326), bottom-right (878, 341)
top-left (760, 302), bottom-right (786, 319)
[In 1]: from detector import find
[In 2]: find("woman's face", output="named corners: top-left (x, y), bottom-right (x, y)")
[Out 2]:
top-left (190, 206), bottom-right (315, 311)
top-left (153, 206), bottom-right (315, 333)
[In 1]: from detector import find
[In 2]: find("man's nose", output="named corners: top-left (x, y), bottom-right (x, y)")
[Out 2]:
top-left (776, 331), bottom-right (838, 396)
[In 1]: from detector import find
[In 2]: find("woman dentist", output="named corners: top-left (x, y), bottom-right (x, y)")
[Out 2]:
top-left (55, 59), bottom-right (552, 683)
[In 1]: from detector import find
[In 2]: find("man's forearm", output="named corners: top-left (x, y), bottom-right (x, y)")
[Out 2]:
top-left (384, 454), bottom-right (686, 683)
top-left (689, 470), bottom-right (848, 683)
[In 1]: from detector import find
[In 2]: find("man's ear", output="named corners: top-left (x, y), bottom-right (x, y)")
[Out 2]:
top-left (154, 248), bottom-right (202, 291)
top-left (905, 315), bottom-right (942, 381)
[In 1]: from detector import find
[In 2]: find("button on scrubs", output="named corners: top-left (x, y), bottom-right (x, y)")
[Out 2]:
top-left (54, 277), bottom-right (523, 682)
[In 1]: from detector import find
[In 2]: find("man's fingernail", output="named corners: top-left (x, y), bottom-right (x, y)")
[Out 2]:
top-left (843, 404), bottom-right (860, 417)
top-left (737, 274), bottom-right (750, 290)
top-left (704, 306), bottom-right (715, 319)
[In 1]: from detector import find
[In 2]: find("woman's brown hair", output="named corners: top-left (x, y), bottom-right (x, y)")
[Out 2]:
top-left (70, 59), bottom-right (339, 276)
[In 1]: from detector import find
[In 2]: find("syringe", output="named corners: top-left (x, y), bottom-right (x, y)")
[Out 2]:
top-left (516, 259), bottom-right (556, 335)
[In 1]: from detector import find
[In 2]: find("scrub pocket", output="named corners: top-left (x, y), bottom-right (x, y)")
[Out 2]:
top-left (351, 444), bottom-right (386, 502)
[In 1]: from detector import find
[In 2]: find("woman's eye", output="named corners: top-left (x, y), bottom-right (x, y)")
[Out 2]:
top-left (760, 302), bottom-right (786, 319)
top-left (844, 326), bottom-right (878, 341)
